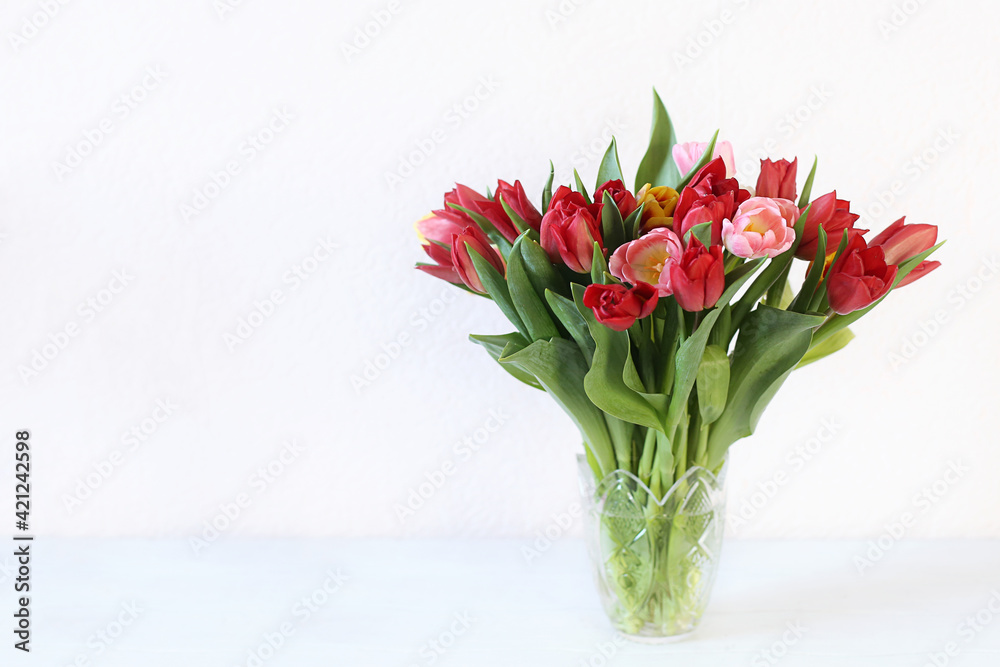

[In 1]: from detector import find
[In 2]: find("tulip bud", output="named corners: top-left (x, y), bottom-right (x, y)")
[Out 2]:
top-left (539, 186), bottom-right (604, 273)
top-left (669, 238), bottom-right (726, 312)
top-left (451, 225), bottom-right (505, 294)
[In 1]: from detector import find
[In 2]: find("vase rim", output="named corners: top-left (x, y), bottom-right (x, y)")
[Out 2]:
top-left (576, 452), bottom-right (727, 505)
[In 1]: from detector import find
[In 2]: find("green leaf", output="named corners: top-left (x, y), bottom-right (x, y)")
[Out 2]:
top-left (675, 130), bottom-right (719, 191)
top-left (519, 236), bottom-right (567, 299)
top-left (469, 333), bottom-right (543, 390)
top-left (500, 338), bottom-right (616, 477)
top-left (542, 160), bottom-right (555, 213)
top-left (696, 345), bottom-right (730, 425)
top-left (797, 156), bottom-right (818, 209)
top-left (635, 89), bottom-right (681, 191)
top-left (591, 242), bottom-right (611, 285)
top-left (683, 221), bottom-right (713, 248)
top-left (498, 194), bottom-right (529, 236)
top-left (600, 191), bottom-right (626, 252)
top-left (574, 169), bottom-right (592, 205)
top-left (707, 306), bottom-right (825, 469)
top-left (796, 327), bottom-right (854, 369)
top-left (506, 237), bottom-right (560, 341)
top-left (623, 205), bottom-right (644, 240)
top-left (788, 225), bottom-right (827, 313)
top-left (572, 284), bottom-right (666, 432)
top-left (468, 249), bottom-right (526, 337)
top-left (596, 137), bottom-right (624, 190)
top-left (545, 289), bottom-right (596, 364)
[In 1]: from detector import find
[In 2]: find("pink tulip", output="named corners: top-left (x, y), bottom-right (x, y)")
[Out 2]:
top-left (722, 197), bottom-right (797, 259)
top-left (673, 141), bottom-right (736, 179)
top-left (609, 228), bottom-right (684, 296)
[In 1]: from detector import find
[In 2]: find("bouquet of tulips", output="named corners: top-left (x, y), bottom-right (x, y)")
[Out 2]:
top-left (416, 91), bottom-right (941, 494)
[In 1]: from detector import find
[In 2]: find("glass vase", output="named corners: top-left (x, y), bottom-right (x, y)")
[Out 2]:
top-left (577, 454), bottom-right (728, 642)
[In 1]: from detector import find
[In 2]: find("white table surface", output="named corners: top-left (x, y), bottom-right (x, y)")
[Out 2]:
top-left (10, 538), bottom-right (1000, 665)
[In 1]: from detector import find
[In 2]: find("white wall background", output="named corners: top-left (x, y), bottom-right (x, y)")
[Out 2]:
top-left (0, 0), bottom-right (997, 541)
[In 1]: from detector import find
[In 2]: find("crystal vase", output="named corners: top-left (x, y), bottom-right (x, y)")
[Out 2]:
top-left (578, 454), bottom-right (728, 642)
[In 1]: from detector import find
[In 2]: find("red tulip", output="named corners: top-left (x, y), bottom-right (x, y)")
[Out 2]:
top-left (826, 234), bottom-right (898, 315)
top-left (582, 282), bottom-right (658, 332)
top-left (674, 157), bottom-right (750, 245)
top-left (493, 179), bottom-right (543, 232)
top-left (435, 184), bottom-right (490, 228)
top-left (756, 158), bottom-right (798, 201)
top-left (416, 185), bottom-right (492, 285)
top-left (669, 237), bottom-right (725, 312)
top-left (473, 179), bottom-right (543, 243)
top-left (540, 186), bottom-right (604, 273)
top-left (451, 225), bottom-right (505, 294)
top-left (869, 216), bottom-right (940, 287)
top-left (594, 179), bottom-right (639, 218)
top-left (797, 191), bottom-right (867, 260)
